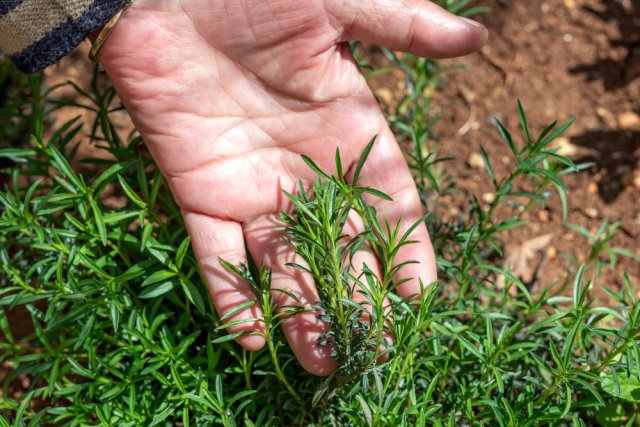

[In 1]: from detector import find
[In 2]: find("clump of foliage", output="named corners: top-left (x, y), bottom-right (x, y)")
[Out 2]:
top-left (2, 7), bottom-right (640, 427)
top-left (278, 139), bottom-right (434, 406)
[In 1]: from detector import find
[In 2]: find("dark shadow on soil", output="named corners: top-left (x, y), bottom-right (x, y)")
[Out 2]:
top-left (475, 0), bottom-right (513, 29)
top-left (0, 158), bottom-right (15, 184)
top-left (569, 0), bottom-right (640, 90)
top-left (571, 129), bottom-right (640, 203)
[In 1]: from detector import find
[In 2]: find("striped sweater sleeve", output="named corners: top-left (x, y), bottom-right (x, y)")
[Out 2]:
top-left (0, 0), bottom-right (128, 73)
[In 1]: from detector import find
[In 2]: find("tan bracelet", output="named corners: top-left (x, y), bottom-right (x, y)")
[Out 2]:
top-left (89, 0), bottom-right (135, 63)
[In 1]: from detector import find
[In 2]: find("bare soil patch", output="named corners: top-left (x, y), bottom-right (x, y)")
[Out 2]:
top-left (434, 0), bottom-right (639, 302)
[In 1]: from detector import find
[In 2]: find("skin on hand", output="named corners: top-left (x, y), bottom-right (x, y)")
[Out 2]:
top-left (97, 0), bottom-right (487, 376)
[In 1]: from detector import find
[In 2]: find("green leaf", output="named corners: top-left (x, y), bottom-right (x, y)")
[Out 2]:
top-left (601, 370), bottom-right (640, 402)
top-left (76, 251), bottom-right (111, 279)
top-left (149, 404), bottom-right (174, 426)
top-left (220, 300), bottom-right (257, 321)
top-left (572, 263), bottom-right (587, 308)
top-left (355, 395), bottom-right (373, 427)
top-left (539, 117), bottom-right (576, 148)
top-left (352, 136), bottom-right (377, 187)
top-left (217, 317), bottom-right (261, 330)
top-left (335, 147), bottom-right (343, 181)
top-left (88, 196), bottom-right (107, 245)
top-left (90, 161), bottom-right (133, 193)
top-left (362, 187), bottom-right (392, 201)
top-left (535, 167), bottom-right (566, 191)
top-left (116, 260), bottom-right (156, 282)
top-left (176, 236), bottom-right (191, 269)
top-left (535, 120), bottom-right (559, 148)
top-left (517, 100), bottom-right (531, 146)
top-left (300, 155), bottom-right (330, 180)
top-left (141, 221), bottom-right (154, 251)
top-left (180, 277), bottom-right (206, 314)
top-left (456, 334), bottom-right (484, 360)
top-left (118, 175), bottom-right (146, 209)
top-left (101, 384), bottom-right (127, 401)
top-left (480, 147), bottom-right (498, 188)
top-left (596, 403), bottom-right (633, 427)
top-left (66, 357), bottom-right (93, 379)
top-left (103, 210), bottom-right (139, 224)
top-left (14, 390), bottom-right (34, 424)
top-left (0, 147), bottom-right (38, 160)
top-left (139, 282), bottom-right (174, 299)
top-left (228, 390), bottom-right (258, 408)
top-left (142, 270), bottom-right (177, 287)
top-left (49, 144), bottom-right (86, 192)
top-left (554, 180), bottom-right (569, 222)
top-left (495, 118), bottom-right (517, 157)
top-left (212, 331), bottom-right (259, 344)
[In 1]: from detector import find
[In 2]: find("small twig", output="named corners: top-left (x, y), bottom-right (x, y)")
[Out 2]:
top-left (457, 85), bottom-right (477, 137)
top-left (479, 46), bottom-right (509, 81)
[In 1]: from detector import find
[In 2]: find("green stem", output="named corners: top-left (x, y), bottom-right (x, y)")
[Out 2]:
top-left (534, 375), bottom-right (564, 407)
top-left (264, 321), bottom-right (301, 403)
top-left (592, 330), bottom-right (638, 374)
top-left (330, 242), bottom-right (350, 354)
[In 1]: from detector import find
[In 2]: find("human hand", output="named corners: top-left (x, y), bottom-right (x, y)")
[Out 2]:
top-left (98, 0), bottom-right (487, 375)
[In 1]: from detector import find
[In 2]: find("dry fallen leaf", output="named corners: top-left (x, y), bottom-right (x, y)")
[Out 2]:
top-left (497, 233), bottom-right (554, 293)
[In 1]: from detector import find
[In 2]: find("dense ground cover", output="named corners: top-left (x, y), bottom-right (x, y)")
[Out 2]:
top-left (1, 1), bottom-right (640, 425)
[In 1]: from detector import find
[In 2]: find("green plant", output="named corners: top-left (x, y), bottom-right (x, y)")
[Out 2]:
top-left (1, 4), bottom-right (639, 424)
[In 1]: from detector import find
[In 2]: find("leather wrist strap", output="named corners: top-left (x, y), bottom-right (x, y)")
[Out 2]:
top-left (89, 0), bottom-right (134, 63)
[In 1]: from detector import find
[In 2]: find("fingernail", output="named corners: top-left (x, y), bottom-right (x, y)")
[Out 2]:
top-left (461, 17), bottom-right (484, 28)
top-left (461, 17), bottom-right (489, 45)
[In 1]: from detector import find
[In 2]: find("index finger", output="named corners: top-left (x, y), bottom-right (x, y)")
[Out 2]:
top-left (332, 0), bottom-right (488, 58)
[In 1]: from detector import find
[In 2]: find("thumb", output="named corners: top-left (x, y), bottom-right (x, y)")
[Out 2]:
top-left (333, 0), bottom-right (488, 58)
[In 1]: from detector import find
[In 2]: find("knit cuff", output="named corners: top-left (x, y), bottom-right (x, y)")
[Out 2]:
top-left (9, 1), bottom-right (128, 73)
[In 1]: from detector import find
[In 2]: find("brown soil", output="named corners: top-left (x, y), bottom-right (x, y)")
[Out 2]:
top-left (450, 0), bottom-right (640, 303)
top-left (434, 0), bottom-right (640, 302)
top-left (368, 0), bottom-right (640, 305)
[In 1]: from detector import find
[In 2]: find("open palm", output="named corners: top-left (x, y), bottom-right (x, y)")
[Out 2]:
top-left (99, 0), bottom-right (487, 375)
